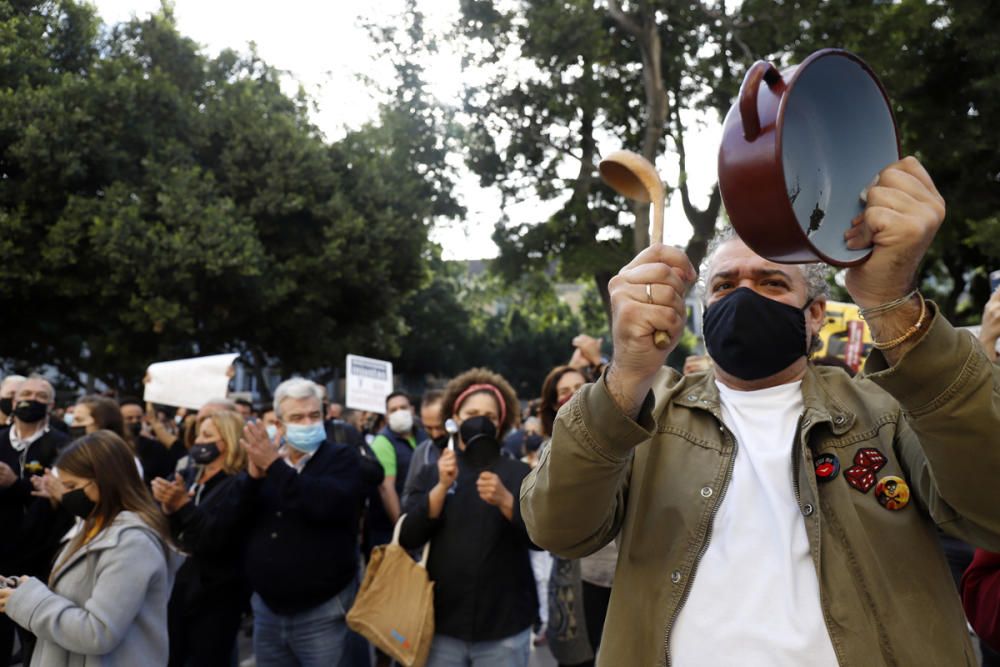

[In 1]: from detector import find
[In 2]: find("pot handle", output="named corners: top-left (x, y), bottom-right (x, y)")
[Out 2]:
top-left (740, 60), bottom-right (783, 142)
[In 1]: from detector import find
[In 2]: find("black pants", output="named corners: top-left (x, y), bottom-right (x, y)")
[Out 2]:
top-left (167, 596), bottom-right (244, 667)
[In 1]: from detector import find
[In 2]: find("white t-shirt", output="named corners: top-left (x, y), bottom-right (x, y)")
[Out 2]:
top-left (670, 380), bottom-right (839, 666)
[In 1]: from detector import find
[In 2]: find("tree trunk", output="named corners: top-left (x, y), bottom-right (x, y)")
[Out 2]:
top-left (594, 269), bottom-right (615, 335)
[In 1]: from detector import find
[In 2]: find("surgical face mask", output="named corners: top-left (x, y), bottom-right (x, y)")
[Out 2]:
top-left (265, 424), bottom-right (278, 441)
top-left (13, 399), bottom-right (48, 423)
top-left (284, 422), bottom-right (325, 454)
top-left (431, 434), bottom-right (450, 450)
top-left (64, 413), bottom-right (75, 426)
top-left (190, 442), bottom-right (221, 465)
top-left (703, 287), bottom-right (811, 381)
top-left (387, 409), bottom-right (414, 435)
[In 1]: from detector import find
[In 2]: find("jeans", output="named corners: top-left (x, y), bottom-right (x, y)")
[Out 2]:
top-left (251, 577), bottom-right (359, 667)
top-left (426, 629), bottom-right (531, 667)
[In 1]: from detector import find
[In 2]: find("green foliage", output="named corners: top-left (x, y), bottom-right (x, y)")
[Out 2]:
top-left (0, 1), bottom-right (460, 393)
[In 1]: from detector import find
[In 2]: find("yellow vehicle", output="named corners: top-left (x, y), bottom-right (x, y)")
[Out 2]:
top-left (814, 300), bottom-right (872, 369)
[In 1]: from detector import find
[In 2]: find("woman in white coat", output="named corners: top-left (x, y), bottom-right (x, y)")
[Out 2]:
top-left (0, 430), bottom-right (178, 667)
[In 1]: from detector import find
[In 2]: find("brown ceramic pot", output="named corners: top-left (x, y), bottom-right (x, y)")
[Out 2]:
top-left (717, 49), bottom-right (900, 267)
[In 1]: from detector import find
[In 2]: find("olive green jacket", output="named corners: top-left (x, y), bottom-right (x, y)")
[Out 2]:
top-left (521, 307), bottom-right (1000, 666)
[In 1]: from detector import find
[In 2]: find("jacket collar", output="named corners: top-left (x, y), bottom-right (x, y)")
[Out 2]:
top-left (672, 364), bottom-right (855, 437)
top-left (50, 512), bottom-right (163, 584)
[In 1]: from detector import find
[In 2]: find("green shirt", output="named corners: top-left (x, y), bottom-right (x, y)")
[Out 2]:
top-left (370, 433), bottom-right (416, 477)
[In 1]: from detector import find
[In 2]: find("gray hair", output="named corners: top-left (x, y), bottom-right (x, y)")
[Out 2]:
top-left (701, 226), bottom-right (831, 303)
top-left (273, 378), bottom-right (324, 419)
top-left (0, 374), bottom-right (27, 396)
top-left (701, 226), bottom-right (830, 355)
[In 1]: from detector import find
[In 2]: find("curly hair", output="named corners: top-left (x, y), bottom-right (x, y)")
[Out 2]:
top-left (440, 368), bottom-right (520, 436)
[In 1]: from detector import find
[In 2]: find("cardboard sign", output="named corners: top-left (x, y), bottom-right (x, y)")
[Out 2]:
top-left (143, 353), bottom-right (239, 409)
top-left (345, 355), bottom-right (393, 415)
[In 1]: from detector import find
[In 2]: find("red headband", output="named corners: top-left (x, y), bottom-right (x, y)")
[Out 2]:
top-left (453, 383), bottom-right (507, 427)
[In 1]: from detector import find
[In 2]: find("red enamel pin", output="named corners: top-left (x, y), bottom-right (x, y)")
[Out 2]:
top-left (844, 448), bottom-right (887, 493)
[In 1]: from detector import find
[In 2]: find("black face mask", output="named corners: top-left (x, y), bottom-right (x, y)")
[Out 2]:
top-left (703, 287), bottom-right (812, 381)
top-left (190, 442), bottom-right (221, 465)
top-left (432, 434), bottom-right (450, 451)
top-left (13, 400), bottom-right (48, 423)
top-left (69, 425), bottom-right (87, 440)
top-left (62, 487), bottom-right (97, 519)
top-left (128, 422), bottom-right (142, 438)
top-left (0, 398), bottom-right (12, 415)
top-left (460, 416), bottom-right (501, 470)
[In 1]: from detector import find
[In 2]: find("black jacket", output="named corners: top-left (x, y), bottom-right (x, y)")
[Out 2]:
top-left (136, 435), bottom-right (187, 485)
top-left (168, 472), bottom-right (251, 611)
top-left (220, 439), bottom-right (364, 615)
top-left (0, 426), bottom-right (71, 573)
top-left (399, 452), bottom-right (538, 642)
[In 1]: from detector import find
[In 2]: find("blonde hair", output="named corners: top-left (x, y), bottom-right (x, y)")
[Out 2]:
top-left (204, 410), bottom-right (247, 475)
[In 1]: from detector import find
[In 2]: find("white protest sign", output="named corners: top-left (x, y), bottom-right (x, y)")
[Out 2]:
top-left (143, 353), bottom-right (239, 409)
top-left (345, 354), bottom-right (393, 414)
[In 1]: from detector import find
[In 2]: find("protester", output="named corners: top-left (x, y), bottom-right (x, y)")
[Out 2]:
top-left (213, 378), bottom-right (364, 666)
top-left (537, 364), bottom-right (609, 667)
top-left (121, 397), bottom-right (186, 483)
top-left (152, 409), bottom-right (251, 667)
top-left (963, 550), bottom-right (1000, 654)
top-left (0, 431), bottom-right (178, 667)
top-left (400, 368), bottom-right (537, 667)
top-left (0, 376), bottom-right (26, 427)
top-left (327, 402), bottom-right (344, 420)
top-left (522, 157), bottom-right (1000, 665)
top-left (368, 391), bottom-right (424, 552)
top-left (0, 376), bottom-right (71, 666)
top-left (234, 398), bottom-right (254, 421)
top-left (401, 389), bottom-right (448, 513)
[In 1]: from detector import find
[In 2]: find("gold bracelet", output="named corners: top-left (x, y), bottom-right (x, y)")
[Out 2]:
top-left (871, 292), bottom-right (927, 350)
top-left (859, 288), bottom-right (918, 320)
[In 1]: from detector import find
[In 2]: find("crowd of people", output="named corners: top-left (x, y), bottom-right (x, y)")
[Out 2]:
top-left (0, 155), bottom-right (999, 667)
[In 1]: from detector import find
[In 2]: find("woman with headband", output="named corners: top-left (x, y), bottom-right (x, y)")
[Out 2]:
top-left (400, 368), bottom-right (538, 667)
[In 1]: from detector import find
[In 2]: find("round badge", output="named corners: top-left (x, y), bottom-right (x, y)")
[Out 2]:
top-left (814, 453), bottom-right (840, 482)
top-left (875, 475), bottom-right (910, 511)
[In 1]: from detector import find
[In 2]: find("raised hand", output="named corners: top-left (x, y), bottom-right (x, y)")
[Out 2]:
top-left (606, 243), bottom-right (697, 417)
top-left (151, 473), bottom-right (192, 515)
top-left (476, 471), bottom-right (514, 520)
top-left (241, 420), bottom-right (280, 475)
top-left (844, 156), bottom-right (946, 309)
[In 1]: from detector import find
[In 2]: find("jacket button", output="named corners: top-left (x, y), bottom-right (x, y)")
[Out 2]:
top-left (271, 532), bottom-right (278, 539)
top-left (802, 504), bottom-right (815, 517)
top-left (276, 511), bottom-right (282, 518)
top-left (700, 486), bottom-right (713, 498)
top-left (803, 419), bottom-right (811, 427)
top-left (834, 415), bottom-right (845, 425)
top-left (687, 394), bottom-right (697, 401)
top-left (671, 570), bottom-right (683, 584)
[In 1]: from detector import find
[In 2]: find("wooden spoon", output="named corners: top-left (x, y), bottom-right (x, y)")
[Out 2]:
top-left (599, 150), bottom-right (670, 349)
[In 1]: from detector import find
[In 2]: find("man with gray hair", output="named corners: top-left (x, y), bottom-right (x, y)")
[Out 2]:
top-left (217, 377), bottom-right (364, 667)
top-left (523, 157), bottom-right (1000, 665)
top-left (0, 375), bottom-right (70, 665)
top-left (0, 375), bottom-right (26, 427)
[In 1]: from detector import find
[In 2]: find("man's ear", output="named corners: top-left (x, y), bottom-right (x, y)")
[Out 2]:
top-left (806, 297), bottom-right (827, 337)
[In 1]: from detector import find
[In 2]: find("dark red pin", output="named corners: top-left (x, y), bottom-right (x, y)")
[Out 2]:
top-left (845, 447), bottom-right (887, 493)
top-left (814, 453), bottom-right (840, 482)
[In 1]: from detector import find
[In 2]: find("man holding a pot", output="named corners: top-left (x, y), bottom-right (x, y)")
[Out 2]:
top-left (522, 156), bottom-right (1000, 666)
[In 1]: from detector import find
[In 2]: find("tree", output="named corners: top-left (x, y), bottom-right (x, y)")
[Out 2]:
top-left (733, 0), bottom-right (1000, 322)
top-left (454, 0), bottom-right (741, 327)
top-left (0, 1), bottom-right (461, 394)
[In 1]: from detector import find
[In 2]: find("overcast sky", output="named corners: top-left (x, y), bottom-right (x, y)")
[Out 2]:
top-left (90, 0), bottom-right (720, 260)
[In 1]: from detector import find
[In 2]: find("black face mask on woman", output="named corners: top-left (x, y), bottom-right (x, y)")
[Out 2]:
top-left (703, 287), bottom-right (812, 381)
top-left (460, 416), bottom-right (501, 470)
top-left (62, 487), bottom-right (97, 519)
top-left (189, 442), bottom-right (221, 465)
